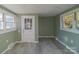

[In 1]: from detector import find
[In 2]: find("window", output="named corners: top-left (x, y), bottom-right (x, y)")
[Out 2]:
top-left (0, 13), bottom-right (16, 34)
top-left (5, 15), bottom-right (16, 29)
top-left (63, 14), bottom-right (73, 29)
top-left (0, 13), bottom-right (3, 30)
top-left (60, 10), bottom-right (79, 34)
top-left (76, 12), bottom-right (79, 29)
top-left (60, 12), bottom-right (74, 30)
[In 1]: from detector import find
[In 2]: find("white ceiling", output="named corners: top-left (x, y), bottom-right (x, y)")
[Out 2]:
top-left (2, 4), bottom-right (76, 16)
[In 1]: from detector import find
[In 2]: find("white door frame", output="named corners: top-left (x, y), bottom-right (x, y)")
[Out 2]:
top-left (21, 16), bottom-right (36, 42)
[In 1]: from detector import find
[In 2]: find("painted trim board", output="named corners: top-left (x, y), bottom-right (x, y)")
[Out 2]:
top-left (1, 43), bottom-right (16, 54)
top-left (39, 36), bottom-right (55, 38)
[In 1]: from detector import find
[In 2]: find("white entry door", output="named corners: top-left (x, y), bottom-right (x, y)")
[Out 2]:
top-left (21, 16), bottom-right (35, 42)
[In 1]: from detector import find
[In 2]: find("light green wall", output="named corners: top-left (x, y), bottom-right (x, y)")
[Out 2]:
top-left (17, 15), bottom-right (55, 40)
top-left (55, 5), bottom-right (79, 53)
top-left (16, 15), bottom-right (21, 40)
top-left (1, 4), bottom-right (78, 53)
top-left (39, 16), bottom-right (55, 36)
top-left (0, 31), bottom-right (19, 53)
top-left (0, 6), bottom-right (20, 53)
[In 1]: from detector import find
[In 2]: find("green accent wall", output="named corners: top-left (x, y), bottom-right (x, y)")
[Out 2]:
top-left (39, 16), bottom-right (55, 36)
top-left (0, 31), bottom-right (19, 53)
top-left (0, 6), bottom-right (20, 53)
top-left (55, 6), bottom-right (79, 53)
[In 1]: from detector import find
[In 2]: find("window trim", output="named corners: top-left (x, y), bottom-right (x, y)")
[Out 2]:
top-left (0, 13), bottom-right (16, 34)
top-left (60, 10), bottom-right (79, 34)
top-left (0, 13), bottom-right (4, 31)
top-left (0, 28), bottom-right (16, 34)
top-left (5, 15), bottom-right (16, 30)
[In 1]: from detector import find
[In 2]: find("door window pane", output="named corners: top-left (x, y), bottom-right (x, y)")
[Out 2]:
top-left (24, 18), bottom-right (32, 30)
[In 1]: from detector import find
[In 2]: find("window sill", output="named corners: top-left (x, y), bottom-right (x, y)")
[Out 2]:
top-left (0, 28), bottom-right (16, 34)
top-left (60, 28), bottom-right (79, 34)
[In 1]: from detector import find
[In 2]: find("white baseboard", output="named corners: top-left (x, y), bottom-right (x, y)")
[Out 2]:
top-left (1, 48), bottom-right (9, 54)
top-left (1, 40), bottom-right (38, 54)
top-left (56, 37), bottom-right (78, 54)
top-left (39, 36), bottom-right (55, 38)
top-left (15, 41), bottom-right (39, 43)
top-left (1, 42), bottom-right (16, 54)
top-left (2, 37), bottom-right (77, 54)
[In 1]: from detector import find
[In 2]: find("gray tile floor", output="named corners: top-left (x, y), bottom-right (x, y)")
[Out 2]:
top-left (5, 38), bottom-right (73, 54)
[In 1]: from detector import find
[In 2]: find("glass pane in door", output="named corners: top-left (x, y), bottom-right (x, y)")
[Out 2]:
top-left (24, 18), bottom-right (32, 30)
